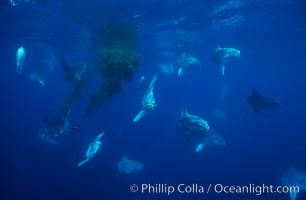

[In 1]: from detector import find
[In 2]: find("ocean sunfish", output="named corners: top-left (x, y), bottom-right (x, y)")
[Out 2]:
top-left (133, 74), bottom-right (157, 122)
top-left (247, 88), bottom-right (280, 113)
top-left (77, 132), bottom-right (104, 167)
top-left (118, 156), bottom-right (143, 173)
top-left (177, 105), bottom-right (210, 139)
top-left (177, 52), bottom-right (201, 77)
top-left (177, 105), bottom-right (225, 152)
top-left (213, 46), bottom-right (240, 76)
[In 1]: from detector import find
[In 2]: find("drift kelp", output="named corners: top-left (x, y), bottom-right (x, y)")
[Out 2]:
top-left (87, 23), bottom-right (140, 116)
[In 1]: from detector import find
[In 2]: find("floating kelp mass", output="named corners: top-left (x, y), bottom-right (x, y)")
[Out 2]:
top-left (87, 23), bottom-right (140, 116)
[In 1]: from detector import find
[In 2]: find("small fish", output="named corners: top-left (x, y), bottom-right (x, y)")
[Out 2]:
top-left (16, 46), bottom-right (26, 78)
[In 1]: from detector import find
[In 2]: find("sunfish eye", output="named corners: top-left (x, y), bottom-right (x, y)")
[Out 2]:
top-left (147, 102), bottom-right (154, 109)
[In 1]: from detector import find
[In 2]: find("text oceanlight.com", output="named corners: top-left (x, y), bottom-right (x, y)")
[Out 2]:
top-left (129, 183), bottom-right (299, 196)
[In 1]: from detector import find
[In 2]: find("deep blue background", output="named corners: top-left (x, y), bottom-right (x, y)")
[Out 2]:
top-left (0, 0), bottom-right (306, 199)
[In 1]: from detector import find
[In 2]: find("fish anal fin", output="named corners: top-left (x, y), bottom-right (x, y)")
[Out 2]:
top-left (251, 88), bottom-right (262, 98)
top-left (178, 68), bottom-right (183, 77)
top-left (195, 143), bottom-right (205, 152)
top-left (77, 158), bottom-right (90, 167)
top-left (220, 65), bottom-right (225, 76)
top-left (133, 110), bottom-right (147, 122)
top-left (181, 105), bottom-right (189, 118)
top-left (148, 74), bottom-right (157, 91)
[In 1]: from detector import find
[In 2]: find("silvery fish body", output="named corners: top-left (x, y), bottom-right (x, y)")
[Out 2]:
top-left (213, 46), bottom-right (240, 76)
top-left (77, 132), bottom-right (104, 167)
top-left (118, 156), bottom-right (144, 174)
top-left (86, 134), bottom-right (103, 158)
top-left (178, 106), bottom-right (225, 152)
top-left (16, 47), bottom-right (26, 78)
top-left (142, 74), bottom-right (157, 111)
top-left (177, 52), bottom-right (201, 77)
top-left (133, 74), bottom-right (157, 122)
top-left (178, 105), bottom-right (210, 138)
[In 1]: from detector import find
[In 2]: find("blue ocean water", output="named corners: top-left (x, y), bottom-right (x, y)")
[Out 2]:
top-left (1, 0), bottom-right (306, 200)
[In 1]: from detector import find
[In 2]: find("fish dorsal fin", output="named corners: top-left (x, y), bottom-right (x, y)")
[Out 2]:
top-left (133, 110), bottom-right (147, 122)
top-left (181, 105), bottom-right (189, 118)
top-left (252, 88), bottom-right (262, 98)
top-left (122, 156), bottom-right (128, 161)
top-left (148, 74), bottom-right (157, 91)
top-left (220, 65), bottom-right (225, 76)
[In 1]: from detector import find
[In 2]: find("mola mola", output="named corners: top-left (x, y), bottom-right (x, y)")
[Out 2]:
top-left (178, 105), bottom-right (225, 152)
top-left (178, 105), bottom-right (210, 139)
top-left (247, 88), bottom-right (280, 113)
top-left (133, 74), bottom-right (157, 122)
top-left (118, 156), bottom-right (143, 173)
top-left (213, 46), bottom-right (240, 76)
top-left (177, 52), bottom-right (201, 77)
top-left (282, 168), bottom-right (306, 200)
top-left (77, 132), bottom-right (104, 167)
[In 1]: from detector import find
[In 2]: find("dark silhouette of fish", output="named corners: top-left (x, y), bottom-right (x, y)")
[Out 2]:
top-left (247, 88), bottom-right (280, 113)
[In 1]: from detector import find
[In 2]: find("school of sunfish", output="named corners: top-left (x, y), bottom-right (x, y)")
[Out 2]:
top-left (12, 2), bottom-right (303, 198)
